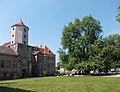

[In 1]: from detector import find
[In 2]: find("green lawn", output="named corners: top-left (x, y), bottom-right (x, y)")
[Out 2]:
top-left (0, 76), bottom-right (120, 92)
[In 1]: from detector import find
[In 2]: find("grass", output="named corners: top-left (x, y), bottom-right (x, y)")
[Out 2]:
top-left (0, 76), bottom-right (120, 92)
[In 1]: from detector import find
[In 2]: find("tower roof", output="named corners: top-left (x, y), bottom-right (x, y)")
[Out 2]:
top-left (11, 20), bottom-right (29, 30)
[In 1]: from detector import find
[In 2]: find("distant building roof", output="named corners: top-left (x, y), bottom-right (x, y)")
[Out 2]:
top-left (31, 45), bottom-right (55, 56)
top-left (31, 46), bottom-right (43, 55)
top-left (39, 45), bottom-right (55, 55)
top-left (32, 50), bottom-right (43, 55)
top-left (2, 42), bottom-right (11, 47)
top-left (2, 42), bottom-right (55, 56)
top-left (11, 20), bottom-right (29, 30)
top-left (0, 46), bottom-right (17, 56)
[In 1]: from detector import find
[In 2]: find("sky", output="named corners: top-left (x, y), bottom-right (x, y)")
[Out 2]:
top-left (0, 0), bottom-right (120, 62)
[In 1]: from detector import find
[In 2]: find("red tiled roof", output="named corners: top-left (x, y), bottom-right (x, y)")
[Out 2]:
top-left (0, 46), bottom-right (17, 56)
top-left (2, 42), bottom-right (11, 47)
top-left (39, 45), bottom-right (55, 55)
top-left (11, 20), bottom-right (29, 30)
top-left (31, 45), bottom-right (55, 55)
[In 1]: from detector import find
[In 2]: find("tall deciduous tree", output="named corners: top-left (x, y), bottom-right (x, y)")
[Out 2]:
top-left (60, 16), bottom-right (102, 70)
top-left (102, 34), bottom-right (120, 71)
top-left (116, 5), bottom-right (120, 22)
top-left (57, 48), bottom-right (69, 65)
top-left (59, 15), bottom-right (120, 73)
top-left (103, 34), bottom-right (120, 48)
top-left (81, 16), bottom-right (102, 59)
top-left (98, 45), bottom-right (120, 73)
top-left (89, 35), bottom-right (120, 73)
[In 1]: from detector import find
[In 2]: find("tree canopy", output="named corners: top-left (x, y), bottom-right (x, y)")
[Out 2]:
top-left (116, 5), bottom-right (120, 22)
top-left (58, 15), bottom-right (120, 74)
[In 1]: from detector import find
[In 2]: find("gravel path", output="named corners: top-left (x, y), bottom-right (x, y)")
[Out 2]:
top-left (104, 74), bottom-right (120, 77)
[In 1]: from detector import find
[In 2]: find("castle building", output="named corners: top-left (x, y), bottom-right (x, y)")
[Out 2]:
top-left (0, 20), bottom-right (55, 79)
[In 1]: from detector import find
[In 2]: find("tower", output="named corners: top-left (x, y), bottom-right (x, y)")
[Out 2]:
top-left (10, 20), bottom-right (32, 77)
top-left (11, 20), bottom-right (29, 45)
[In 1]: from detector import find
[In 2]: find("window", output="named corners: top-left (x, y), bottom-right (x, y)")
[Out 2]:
top-left (24, 28), bottom-right (26, 32)
top-left (47, 56), bottom-right (50, 59)
top-left (13, 61), bottom-right (17, 68)
top-left (13, 28), bottom-right (14, 30)
top-left (6, 61), bottom-right (11, 68)
top-left (24, 35), bottom-right (26, 38)
top-left (12, 41), bottom-right (14, 44)
top-left (24, 41), bottom-right (26, 45)
top-left (12, 34), bottom-right (14, 37)
top-left (1, 60), bottom-right (5, 68)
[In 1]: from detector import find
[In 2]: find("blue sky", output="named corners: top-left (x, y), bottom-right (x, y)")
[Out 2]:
top-left (0, 0), bottom-right (120, 62)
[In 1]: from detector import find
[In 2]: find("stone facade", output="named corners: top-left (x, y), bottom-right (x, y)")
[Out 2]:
top-left (0, 20), bottom-right (55, 79)
top-left (31, 46), bottom-right (55, 77)
top-left (0, 54), bottom-right (19, 79)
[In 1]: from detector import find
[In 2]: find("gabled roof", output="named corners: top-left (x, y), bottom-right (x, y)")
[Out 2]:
top-left (11, 20), bottom-right (29, 30)
top-left (2, 42), bottom-right (11, 47)
top-left (31, 46), bottom-right (43, 55)
top-left (31, 45), bottom-right (55, 56)
top-left (0, 46), bottom-right (17, 56)
top-left (2, 42), bottom-right (55, 56)
top-left (32, 50), bottom-right (43, 55)
top-left (39, 45), bottom-right (55, 55)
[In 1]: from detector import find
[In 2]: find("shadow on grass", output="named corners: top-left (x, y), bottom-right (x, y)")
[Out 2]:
top-left (0, 86), bottom-right (33, 92)
top-left (0, 82), bottom-right (16, 85)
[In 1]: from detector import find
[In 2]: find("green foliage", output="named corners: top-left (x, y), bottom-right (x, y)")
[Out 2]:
top-left (61, 19), bottom-right (81, 50)
top-left (103, 34), bottom-right (120, 47)
top-left (59, 15), bottom-right (120, 73)
top-left (60, 15), bottom-right (103, 70)
top-left (66, 57), bottom-right (78, 70)
top-left (98, 45), bottom-right (116, 72)
top-left (82, 16), bottom-right (102, 45)
top-left (89, 35), bottom-right (120, 72)
top-left (76, 61), bottom-right (95, 72)
top-left (116, 5), bottom-right (120, 22)
top-left (57, 48), bottom-right (69, 65)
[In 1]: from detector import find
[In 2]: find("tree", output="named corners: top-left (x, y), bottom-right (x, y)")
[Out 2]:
top-left (76, 61), bottom-right (96, 74)
top-left (59, 16), bottom-right (102, 70)
top-left (88, 35), bottom-right (120, 73)
top-left (61, 19), bottom-right (82, 57)
top-left (97, 45), bottom-right (120, 73)
top-left (57, 62), bottom-right (61, 70)
top-left (81, 16), bottom-right (102, 59)
top-left (57, 48), bottom-right (69, 65)
top-left (103, 34), bottom-right (120, 47)
top-left (103, 34), bottom-right (120, 70)
top-left (116, 5), bottom-right (120, 22)
top-left (59, 14), bottom-right (120, 73)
